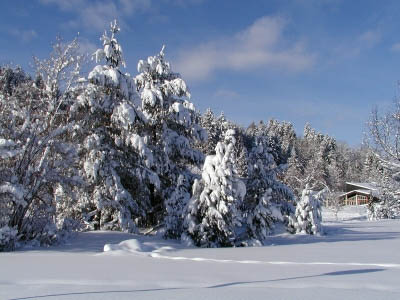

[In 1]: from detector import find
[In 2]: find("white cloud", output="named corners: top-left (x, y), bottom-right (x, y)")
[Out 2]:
top-left (81, 2), bottom-right (120, 32)
top-left (391, 42), bottom-right (400, 52)
top-left (39, 0), bottom-right (153, 32)
top-left (9, 29), bottom-right (38, 43)
top-left (174, 16), bottom-right (314, 81)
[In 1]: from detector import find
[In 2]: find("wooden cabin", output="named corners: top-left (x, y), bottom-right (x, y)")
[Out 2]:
top-left (340, 182), bottom-right (379, 206)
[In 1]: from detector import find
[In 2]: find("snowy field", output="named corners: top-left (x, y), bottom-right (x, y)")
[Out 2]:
top-left (1, 206), bottom-right (400, 300)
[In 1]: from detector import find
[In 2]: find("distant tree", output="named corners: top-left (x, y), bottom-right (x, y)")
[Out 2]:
top-left (368, 100), bottom-right (400, 169)
top-left (285, 124), bottom-right (340, 198)
top-left (265, 119), bottom-right (296, 166)
top-left (337, 142), bottom-right (366, 185)
top-left (200, 108), bottom-right (219, 155)
top-left (324, 192), bottom-right (345, 221)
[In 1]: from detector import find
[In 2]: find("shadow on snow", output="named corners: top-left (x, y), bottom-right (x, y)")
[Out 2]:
top-left (8, 269), bottom-right (385, 300)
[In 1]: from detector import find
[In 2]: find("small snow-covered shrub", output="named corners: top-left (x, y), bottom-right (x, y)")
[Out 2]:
top-left (288, 186), bottom-right (323, 235)
top-left (0, 226), bottom-right (18, 251)
top-left (246, 188), bottom-right (284, 241)
top-left (164, 174), bottom-right (190, 239)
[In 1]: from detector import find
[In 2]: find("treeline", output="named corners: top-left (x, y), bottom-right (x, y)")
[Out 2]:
top-left (0, 21), bottom-right (397, 251)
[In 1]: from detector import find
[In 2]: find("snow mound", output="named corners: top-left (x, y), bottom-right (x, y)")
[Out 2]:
top-left (103, 238), bottom-right (179, 255)
top-left (104, 239), bottom-right (153, 253)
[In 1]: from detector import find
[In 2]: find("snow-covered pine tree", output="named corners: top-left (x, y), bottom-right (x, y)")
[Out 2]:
top-left (73, 20), bottom-right (157, 232)
top-left (284, 146), bottom-right (305, 198)
top-left (245, 136), bottom-right (293, 241)
top-left (93, 20), bottom-right (126, 69)
top-left (183, 129), bottom-right (246, 247)
top-left (134, 45), bottom-right (206, 229)
top-left (0, 37), bottom-right (84, 250)
top-left (288, 184), bottom-right (323, 235)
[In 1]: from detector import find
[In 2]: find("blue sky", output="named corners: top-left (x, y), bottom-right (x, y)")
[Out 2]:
top-left (2, 0), bottom-right (400, 145)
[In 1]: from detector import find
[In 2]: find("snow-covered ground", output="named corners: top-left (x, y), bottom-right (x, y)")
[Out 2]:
top-left (1, 206), bottom-right (400, 300)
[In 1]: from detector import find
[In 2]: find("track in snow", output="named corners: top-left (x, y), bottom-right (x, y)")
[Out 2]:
top-left (149, 252), bottom-right (400, 269)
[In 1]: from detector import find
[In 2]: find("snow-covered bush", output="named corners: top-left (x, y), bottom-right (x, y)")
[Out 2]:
top-left (288, 185), bottom-right (323, 235)
top-left (0, 37), bottom-right (84, 250)
top-left (183, 129), bottom-right (246, 247)
top-left (363, 160), bottom-right (400, 220)
top-left (368, 190), bottom-right (400, 220)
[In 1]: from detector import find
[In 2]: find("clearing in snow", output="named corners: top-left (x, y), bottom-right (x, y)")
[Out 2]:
top-left (1, 206), bottom-right (400, 300)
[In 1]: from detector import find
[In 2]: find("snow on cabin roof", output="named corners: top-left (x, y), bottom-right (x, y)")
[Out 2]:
top-left (341, 189), bottom-right (372, 197)
top-left (345, 182), bottom-right (378, 191)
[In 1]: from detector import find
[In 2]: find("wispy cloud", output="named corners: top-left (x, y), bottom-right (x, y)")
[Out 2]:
top-left (213, 89), bottom-right (241, 100)
top-left (168, 0), bottom-right (204, 7)
top-left (358, 30), bottom-right (381, 47)
top-left (9, 28), bottom-right (38, 43)
top-left (39, 0), bottom-right (202, 33)
top-left (174, 16), bottom-right (315, 81)
top-left (77, 37), bottom-right (98, 55)
top-left (332, 29), bottom-right (381, 59)
top-left (119, 0), bottom-right (152, 14)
